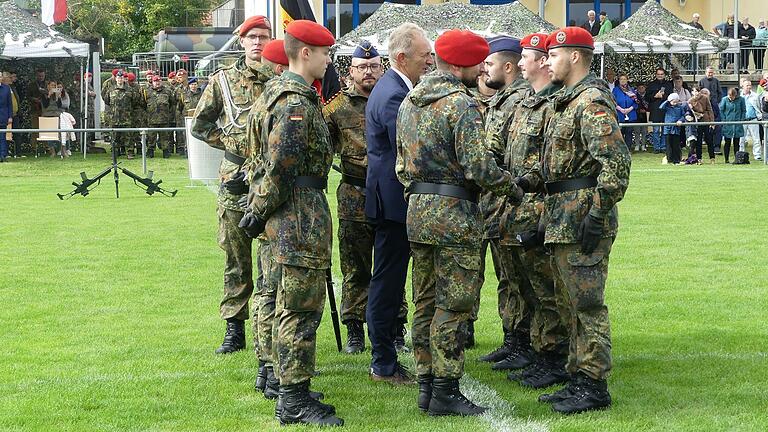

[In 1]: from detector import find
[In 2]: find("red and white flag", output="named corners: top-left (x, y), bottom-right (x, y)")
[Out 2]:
top-left (41, 0), bottom-right (67, 26)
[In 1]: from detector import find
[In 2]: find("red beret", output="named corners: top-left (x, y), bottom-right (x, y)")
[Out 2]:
top-left (177, 69), bottom-right (187, 75)
top-left (239, 15), bottom-right (271, 36)
top-left (521, 33), bottom-right (549, 53)
top-left (168, 71), bottom-right (176, 78)
top-left (546, 27), bottom-right (594, 51)
top-left (285, 19), bottom-right (335, 47)
top-left (111, 69), bottom-right (119, 76)
top-left (126, 72), bottom-right (136, 82)
top-left (262, 39), bottom-right (289, 66)
top-left (151, 75), bottom-right (161, 82)
top-left (435, 29), bottom-right (489, 67)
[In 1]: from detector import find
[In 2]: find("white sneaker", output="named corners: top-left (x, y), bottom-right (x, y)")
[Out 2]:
top-left (662, 156), bottom-right (668, 165)
top-left (687, 136), bottom-right (697, 143)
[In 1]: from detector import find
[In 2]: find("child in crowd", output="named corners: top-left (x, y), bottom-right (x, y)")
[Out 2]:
top-left (659, 93), bottom-right (688, 164)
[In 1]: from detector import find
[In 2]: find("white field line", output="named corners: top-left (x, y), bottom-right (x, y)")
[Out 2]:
top-left (460, 374), bottom-right (550, 432)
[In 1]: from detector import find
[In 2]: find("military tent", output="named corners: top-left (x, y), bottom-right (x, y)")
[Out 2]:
top-left (0, 1), bottom-right (89, 59)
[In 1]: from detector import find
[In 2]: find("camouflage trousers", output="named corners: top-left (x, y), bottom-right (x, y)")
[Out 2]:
top-left (255, 238), bottom-right (279, 365)
top-left (478, 238), bottom-right (528, 335)
top-left (217, 206), bottom-right (254, 322)
top-left (550, 238), bottom-right (613, 380)
top-left (411, 243), bottom-right (481, 379)
top-left (147, 127), bottom-right (174, 151)
top-left (502, 245), bottom-right (568, 354)
top-left (175, 116), bottom-right (186, 151)
top-left (272, 263), bottom-right (326, 385)
top-left (338, 219), bottom-right (408, 324)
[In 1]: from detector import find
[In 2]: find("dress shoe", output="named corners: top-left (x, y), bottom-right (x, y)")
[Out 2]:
top-left (369, 362), bottom-right (415, 385)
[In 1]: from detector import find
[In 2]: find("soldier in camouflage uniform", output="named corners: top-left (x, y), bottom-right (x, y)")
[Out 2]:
top-left (191, 15), bottom-right (274, 356)
top-left (239, 20), bottom-right (344, 427)
top-left (395, 30), bottom-right (525, 417)
top-left (173, 69), bottom-right (189, 155)
top-left (124, 72), bottom-right (142, 159)
top-left (474, 37), bottom-right (535, 370)
top-left (145, 75), bottom-right (177, 158)
top-left (495, 33), bottom-right (570, 389)
top-left (469, 74), bottom-right (495, 116)
top-left (534, 27), bottom-right (631, 414)
top-left (102, 71), bottom-right (138, 158)
top-left (180, 77), bottom-right (203, 116)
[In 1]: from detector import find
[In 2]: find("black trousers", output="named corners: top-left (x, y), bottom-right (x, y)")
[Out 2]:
top-left (666, 134), bottom-right (682, 164)
top-left (695, 125), bottom-right (715, 160)
top-left (366, 218), bottom-right (410, 376)
top-left (723, 137), bottom-right (739, 161)
top-left (755, 48), bottom-right (766, 71)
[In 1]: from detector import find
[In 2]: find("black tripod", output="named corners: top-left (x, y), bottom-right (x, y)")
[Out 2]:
top-left (58, 142), bottom-right (177, 199)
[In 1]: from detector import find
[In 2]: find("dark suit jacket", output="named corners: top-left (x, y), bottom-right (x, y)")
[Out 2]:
top-left (582, 21), bottom-right (600, 36)
top-left (365, 68), bottom-right (410, 223)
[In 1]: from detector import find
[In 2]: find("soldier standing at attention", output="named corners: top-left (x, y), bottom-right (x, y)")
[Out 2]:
top-left (174, 69), bottom-right (189, 155)
top-left (395, 29), bottom-right (524, 416)
top-left (322, 41), bottom-right (383, 355)
top-left (536, 27), bottom-right (630, 414)
top-left (474, 36), bottom-right (533, 370)
top-left (125, 72), bottom-right (141, 159)
top-left (499, 33), bottom-right (569, 389)
top-left (145, 75), bottom-right (178, 158)
top-left (102, 71), bottom-right (138, 159)
top-left (181, 77), bottom-right (203, 117)
top-left (191, 15), bottom-right (274, 355)
top-left (239, 20), bottom-right (343, 426)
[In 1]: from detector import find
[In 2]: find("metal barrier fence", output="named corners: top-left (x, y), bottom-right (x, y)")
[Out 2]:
top-left (132, 50), bottom-right (244, 79)
top-left (679, 46), bottom-right (767, 77)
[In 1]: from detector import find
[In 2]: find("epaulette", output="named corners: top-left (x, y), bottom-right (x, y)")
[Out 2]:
top-left (322, 91), bottom-right (345, 113)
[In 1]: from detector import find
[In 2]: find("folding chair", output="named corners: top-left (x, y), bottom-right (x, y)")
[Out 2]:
top-left (37, 117), bottom-right (61, 158)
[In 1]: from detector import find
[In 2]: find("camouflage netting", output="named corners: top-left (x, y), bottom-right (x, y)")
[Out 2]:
top-left (0, 1), bottom-right (89, 58)
top-left (332, 1), bottom-right (556, 80)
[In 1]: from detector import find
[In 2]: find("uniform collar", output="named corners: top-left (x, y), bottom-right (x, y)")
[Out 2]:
top-left (489, 77), bottom-right (529, 108)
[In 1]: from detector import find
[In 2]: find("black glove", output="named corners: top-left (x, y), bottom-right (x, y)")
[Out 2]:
top-left (514, 176), bottom-right (532, 193)
top-left (508, 181), bottom-right (524, 204)
top-left (517, 230), bottom-right (542, 251)
top-left (224, 170), bottom-right (248, 195)
top-left (238, 212), bottom-right (266, 238)
top-left (578, 213), bottom-right (604, 255)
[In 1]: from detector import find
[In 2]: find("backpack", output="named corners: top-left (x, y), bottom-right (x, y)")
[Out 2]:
top-left (684, 154), bottom-right (699, 165)
top-left (734, 151), bottom-right (750, 165)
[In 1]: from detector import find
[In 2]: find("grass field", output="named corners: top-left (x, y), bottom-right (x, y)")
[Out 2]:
top-left (1, 151), bottom-right (767, 432)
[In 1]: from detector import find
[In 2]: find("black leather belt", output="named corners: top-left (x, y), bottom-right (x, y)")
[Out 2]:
top-left (341, 174), bottom-right (366, 188)
top-left (295, 176), bottom-right (327, 189)
top-left (545, 177), bottom-right (597, 195)
top-left (224, 150), bottom-right (246, 166)
top-left (408, 182), bottom-right (477, 203)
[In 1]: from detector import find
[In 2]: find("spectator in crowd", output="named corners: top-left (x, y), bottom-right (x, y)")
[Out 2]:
top-left (7, 71), bottom-right (22, 157)
top-left (598, 11), bottom-right (613, 36)
top-left (659, 93), bottom-right (687, 164)
top-left (740, 79), bottom-right (762, 160)
top-left (711, 88), bottom-right (724, 154)
top-left (715, 15), bottom-right (739, 70)
top-left (27, 69), bottom-right (47, 149)
top-left (688, 87), bottom-right (716, 163)
top-left (719, 87), bottom-right (746, 163)
top-left (646, 67), bottom-right (674, 153)
top-left (613, 73), bottom-right (638, 149)
top-left (633, 83), bottom-right (650, 151)
top-left (605, 68), bottom-right (616, 91)
top-left (761, 91), bottom-right (768, 151)
top-left (698, 66), bottom-right (723, 104)
top-left (689, 13), bottom-right (704, 30)
top-left (753, 20), bottom-right (767, 72)
top-left (672, 75), bottom-right (692, 102)
top-left (739, 18), bottom-right (756, 73)
top-left (0, 71), bottom-right (12, 162)
top-left (583, 10), bottom-right (600, 37)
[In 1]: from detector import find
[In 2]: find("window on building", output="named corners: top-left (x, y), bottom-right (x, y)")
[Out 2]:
top-left (568, 0), bottom-right (595, 28)
top-left (326, 1), bottom-right (420, 36)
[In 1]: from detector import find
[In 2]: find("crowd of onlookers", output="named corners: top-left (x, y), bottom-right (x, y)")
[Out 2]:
top-left (610, 66), bottom-right (768, 165)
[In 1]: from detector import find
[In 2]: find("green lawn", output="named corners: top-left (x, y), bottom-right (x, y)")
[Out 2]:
top-left (1, 152), bottom-right (766, 431)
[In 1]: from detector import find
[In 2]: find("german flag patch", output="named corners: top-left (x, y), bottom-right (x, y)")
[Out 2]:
top-left (289, 115), bottom-right (303, 121)
top-left (593, 110), bottom-right (608, 118)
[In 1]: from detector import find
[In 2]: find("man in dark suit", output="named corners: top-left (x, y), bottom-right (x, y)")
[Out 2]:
top-left (365, 22), bottom-right (434, 384)
top-left (582, 10), bottom-right (600, 37)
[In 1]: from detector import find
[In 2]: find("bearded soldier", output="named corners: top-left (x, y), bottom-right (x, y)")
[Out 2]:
top-left (191, 15), bottom-right (274, 355)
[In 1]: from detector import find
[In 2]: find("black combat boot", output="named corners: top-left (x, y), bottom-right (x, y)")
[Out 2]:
top-left (147, 148), bottom-right (155, 158)
top-left (279, 381), bottom-right (344, 426)
top-left (492, 332), bottom-right (534, 370)
top-left (162, 149), bottom-right (171, 158)
top-left (215, 318), bottom-right (245, 354)
top-left (478, 329), bottom-right (514, 362)
top-left (418, 375), bottom-right (433, 412)
top-left (394, 322), bottom-right (409, 353)
top-left (263, 366), bottom-right (280, 399)
top-left (428, 378), bottom-right (487, 417)
top-left (538, 376), bottom-right (575, 404)
top-left (275, 381), bottom-right (335, 419)
top-left (511, 352), bottom-right (569, 389)
top-left (254, 360), bottom-right (267, 392)
top-left (464, 321), bottom-right (475, 349)
top-left (344, 320), bottom-right (365, 354)
top-left (551, 372), bottom-right (611, 414)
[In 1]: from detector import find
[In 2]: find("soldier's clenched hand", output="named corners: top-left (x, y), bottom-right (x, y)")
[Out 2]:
top-left (507, 181), bottom-right (524, 204)
top-left (224, 170), bottom-right (248, 195)
top-left (578, 213), bottom-right (604, 255)
top-left (238, 211), bottom-right (265, 238)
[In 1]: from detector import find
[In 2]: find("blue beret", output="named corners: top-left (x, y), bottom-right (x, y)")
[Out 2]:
top-left (353, 41), bottom-right (380, 59)
top-left (487, 36), bottom-right (522, 55)
top-left (188, 77), bottom-right (198, 84)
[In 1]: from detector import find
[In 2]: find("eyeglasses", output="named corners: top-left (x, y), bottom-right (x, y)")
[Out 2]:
top-left (351, 64), bottom-right (382, 73)
top-left (243, 34), bottom-right (272, 43)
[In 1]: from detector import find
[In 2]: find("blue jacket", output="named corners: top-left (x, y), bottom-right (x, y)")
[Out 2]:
top-left (659, 100), bottom-right (688, 135)
top-left (365, 68), bottom-right (410, 223)
top-left (612, 85), bottom-right (638, 122)
top-left (0, 84), bottom-right (12, 122)
top-left (719, 96), bottom-right (746, 138)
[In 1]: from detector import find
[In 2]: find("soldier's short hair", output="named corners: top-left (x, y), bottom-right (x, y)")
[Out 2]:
top-left (493, 51), bottom-right (522, 70)
top-left (388, 23), bottom-right (428, 60)
top-left (574, 48), bottom-right (593, 67)
top-left (284, 33), bottom-right (307, 61)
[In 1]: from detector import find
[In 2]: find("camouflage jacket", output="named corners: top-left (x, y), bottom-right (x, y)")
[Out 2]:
top-left (181, 88), bottom-right (203, 116)
top-left (395, 71), bottom-right (519, 248)
top-left (192, 56), bottom-right (275, 211)
top-left (541, 73), bottom-right (631, 244)
top-left (102, 83), bottom-right (137, 127)
top-left (498, 84), bottom-right (560, 246)
top-left (249, 72), bottom-right (333, 269)
top-left (129, 83), bottom-right (145, 127)
top-left (144, 84), bottom-right (177, 125)
top-left (480, 77), bottom-right (531, 239)
top-left (323, 86), bottom-right (368, 222)
top-left (469, 88), bottom-right (494, 116)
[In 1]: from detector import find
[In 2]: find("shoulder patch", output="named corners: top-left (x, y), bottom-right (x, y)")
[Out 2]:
top-left (322, 91), bottom-right (345, 115)
top-left (287, 94), bottom-right (302, 107)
